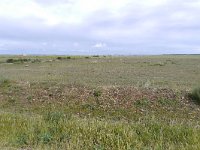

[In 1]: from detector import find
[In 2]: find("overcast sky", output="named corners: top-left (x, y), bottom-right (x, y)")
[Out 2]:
top-left (0, 0), bottom-right (200, 55)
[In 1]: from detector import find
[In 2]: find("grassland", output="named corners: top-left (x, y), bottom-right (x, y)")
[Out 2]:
top-left (0, 55), bottom-right (200, 149)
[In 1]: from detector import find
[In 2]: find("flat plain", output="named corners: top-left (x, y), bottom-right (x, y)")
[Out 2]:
top-left (0, 55), bottom-right (200, 149)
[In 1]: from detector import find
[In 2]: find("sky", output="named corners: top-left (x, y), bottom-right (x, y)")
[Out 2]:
top-left (0, 0), bottom-right (200, 55)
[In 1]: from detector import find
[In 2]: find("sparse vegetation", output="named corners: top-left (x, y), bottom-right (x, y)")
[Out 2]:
top-left (0, 55), bottom-right (200, 149)
top-left (31, 59), bottom-right (41, 63)
top-left (0, 78), bottom-right (11, 87)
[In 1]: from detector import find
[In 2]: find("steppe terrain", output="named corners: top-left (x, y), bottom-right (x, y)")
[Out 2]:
top-left (0, 55), bottom-right (200, 149)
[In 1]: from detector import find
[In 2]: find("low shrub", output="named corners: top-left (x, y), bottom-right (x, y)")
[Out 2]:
top-left (6, 59), bottom-right (14, 63)
top-left (93, 89), bottom-right (102, 105)
top-left (6, 58), bottom-right (31, 64)
top-left (57, 56), bottom-right (71, 60)
top-left (189, 87), bottom-right (200, 104)
top-left (93, 89), bottom-right (102, 98)
top-left (57, 57), bottom-right (62, 60)
top-left (93, 55), bottom-right (100, 58)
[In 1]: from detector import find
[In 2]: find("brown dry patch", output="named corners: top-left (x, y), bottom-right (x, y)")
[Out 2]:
top-left (0, 82), bottom-right (193, 110)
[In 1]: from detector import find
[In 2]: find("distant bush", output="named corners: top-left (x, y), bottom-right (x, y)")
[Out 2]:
top-left (189, 87), bottom-right (200, 104)
top-left (93, 55), bottom-right (100, 58)
top-left (57, 57), bottom-right (62, 60)
top-left (6, 58), bottom-right (31, 63)
top-left (57, 56), bottom-right (71, 60)
top-left (6, 59), bottom-right (14, 63)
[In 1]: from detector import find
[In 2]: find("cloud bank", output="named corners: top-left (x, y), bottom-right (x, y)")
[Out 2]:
top-left (0, 0), bottom-right (200, 54)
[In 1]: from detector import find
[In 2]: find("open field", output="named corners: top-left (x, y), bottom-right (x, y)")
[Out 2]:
top-left (1, 55), bottom-right (200, 89)
top-left (0, 55), bottom-right (200, 149)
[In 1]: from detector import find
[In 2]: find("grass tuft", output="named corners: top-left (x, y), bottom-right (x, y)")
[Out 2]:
top-left (93, 89), bottom-right (102, 98)
top-left (0, 78), bottom-right (11, 88)
top-left (43, 111), bottom-right (66, 124)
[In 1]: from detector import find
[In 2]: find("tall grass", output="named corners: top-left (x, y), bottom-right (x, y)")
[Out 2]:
top-left (0, 112), bottom-right (200, 149)
top-left (0, 77), bottom-right (11, 88)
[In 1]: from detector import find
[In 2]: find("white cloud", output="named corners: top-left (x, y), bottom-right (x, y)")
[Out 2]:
top-left (0, 0), bottom-right (61, 26)
top-left (93, 43), bottom-right (107, 48)
top-left (0, 0), bottom-right (200, 54)
top-left (0, 0), bottom-right (169, 26)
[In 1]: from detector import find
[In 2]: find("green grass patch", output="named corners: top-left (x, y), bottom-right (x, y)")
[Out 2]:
top-left (0, 112), bottom-right (200, 149)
